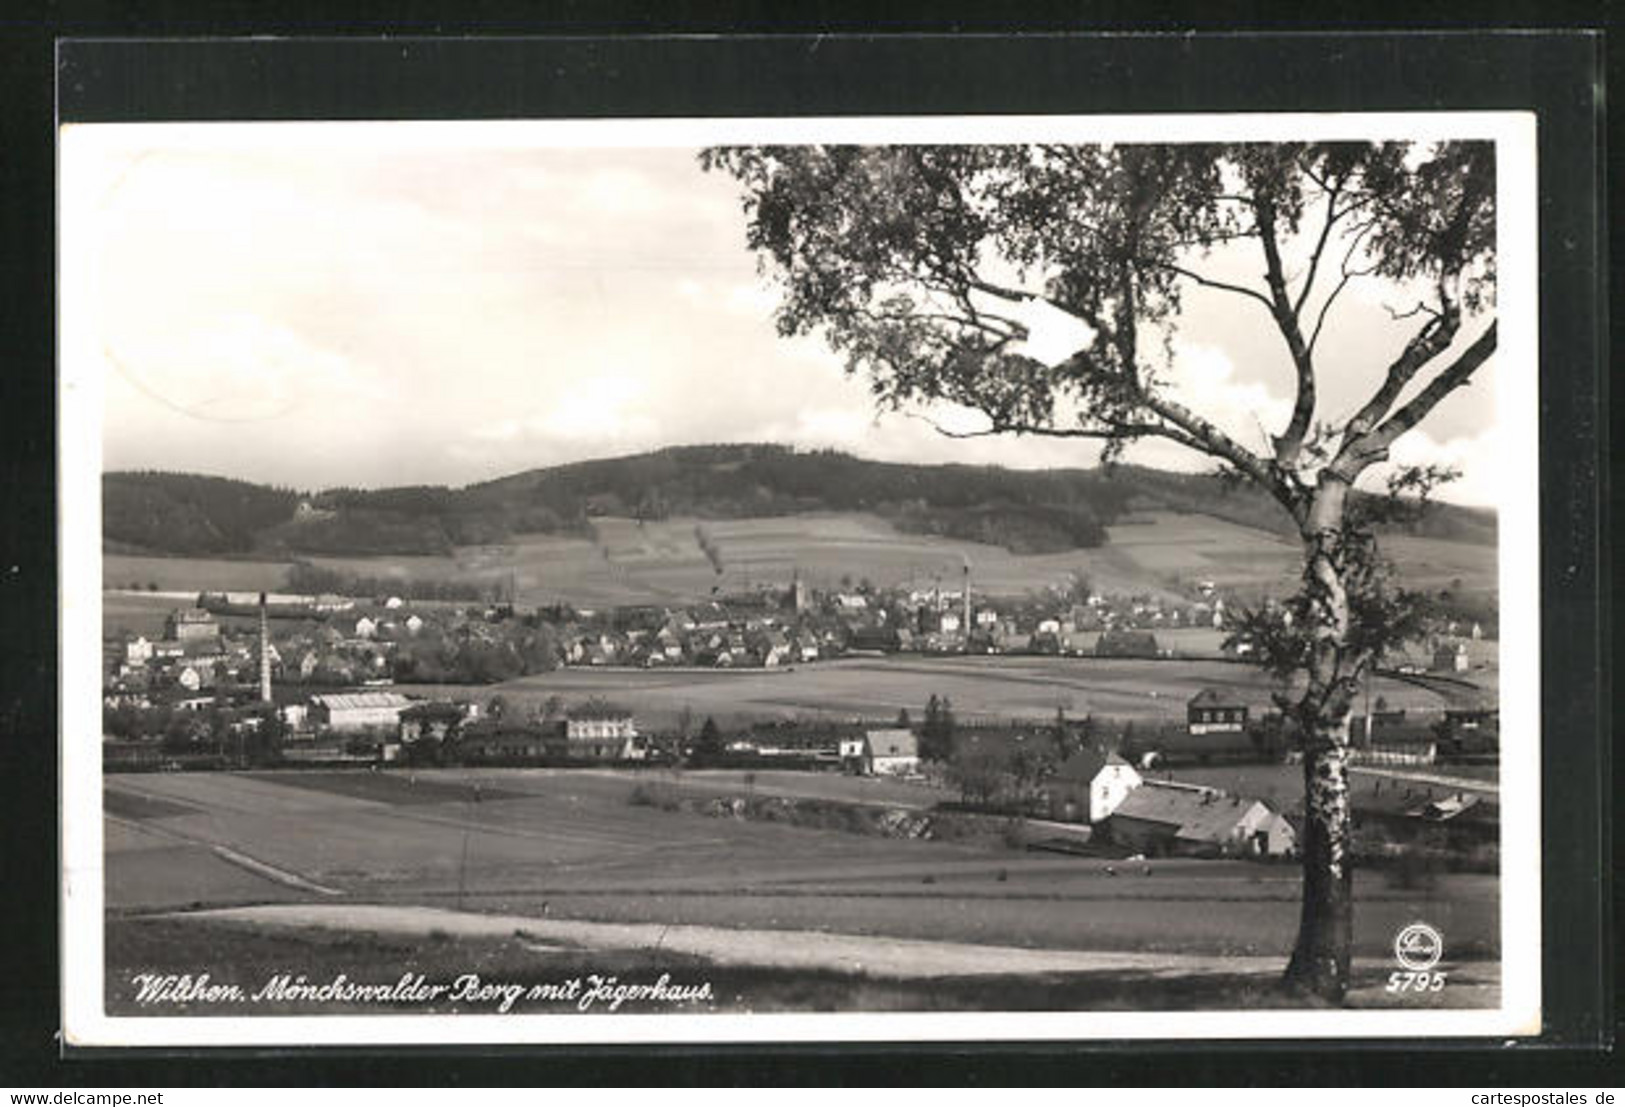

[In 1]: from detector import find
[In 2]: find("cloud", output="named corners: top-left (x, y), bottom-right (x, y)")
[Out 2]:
top-left (534, 375), bottom-right (657, 443)
top-left (1378, 426), bottom-right (1501, 508)
top-left (1010, 296), bottom-right (1094, 367)
top-left (103, 313), bottom-right (367, 424)
top-left (76, 132), bottom-right (1494, 499)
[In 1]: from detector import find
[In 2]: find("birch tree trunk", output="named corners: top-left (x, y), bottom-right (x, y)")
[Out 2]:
top-left (1284, 477), bottom-right (1357, 1001)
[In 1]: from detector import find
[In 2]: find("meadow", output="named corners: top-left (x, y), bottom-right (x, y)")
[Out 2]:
top-left (104, 553), bottom-right (294, 594)
top-left (103, 768), bottom-right (1499, 970)
top-left (398, 654), bottom-right (1465, 729)
top-left (104, 509), bottom-right (1496, 610)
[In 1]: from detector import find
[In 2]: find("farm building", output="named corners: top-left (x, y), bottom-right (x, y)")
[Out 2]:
top-left (1432, 640), bottom-right (1470, 672)
top-left (846, 729), bottom-right (919, 776)
top-left (1095, 629), bottom-right (1160, 659)
top-left (1041, 749), bottom-right (1143, 824)
top-left (1133, 722), bottom-right (1265, 768)
top-left (457, 722), bottom-right (567, 764)
top-left (1105, 781), bottom-right (1296, 858)
top-left (310, 691), bottom-right (414, 732)
top-left (398, 700), bottom-right (468, 746)
top-left (1187, 688), bottom-right (1249, 734)
top-left (165, 608), bottom-right (219, 642)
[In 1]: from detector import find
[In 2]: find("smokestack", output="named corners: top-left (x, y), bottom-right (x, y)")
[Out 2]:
top-left (962, 558), bottom-right (972, 650)
top-left (258, 591), bottom-right (272, 703)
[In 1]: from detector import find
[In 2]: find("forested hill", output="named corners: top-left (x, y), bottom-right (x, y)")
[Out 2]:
top-left (103, 444), bottom-right (1497, 558)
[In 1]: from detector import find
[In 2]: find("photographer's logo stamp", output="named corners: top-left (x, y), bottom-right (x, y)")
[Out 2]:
top-left (1393, 922), bottom-right (1444, 971)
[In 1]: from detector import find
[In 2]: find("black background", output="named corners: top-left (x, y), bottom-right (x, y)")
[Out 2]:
top-left (1, 10), bottom-right (1614, 1088)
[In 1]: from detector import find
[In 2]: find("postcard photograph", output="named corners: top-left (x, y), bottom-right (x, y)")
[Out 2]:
top-left (58, 112), bottom-right (1541, 1045)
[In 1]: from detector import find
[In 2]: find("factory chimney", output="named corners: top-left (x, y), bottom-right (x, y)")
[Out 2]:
top-left (258, 591), bottom-right (272, 703)
top-left (962, 557), bottom-right (973, 652)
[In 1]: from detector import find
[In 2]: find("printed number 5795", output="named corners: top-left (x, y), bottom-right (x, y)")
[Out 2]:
top-left (1387, 971), bottom-right (1446, 993)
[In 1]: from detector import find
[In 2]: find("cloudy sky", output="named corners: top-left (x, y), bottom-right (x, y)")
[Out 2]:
top-left (63, 123), bottom-right (1502, 505)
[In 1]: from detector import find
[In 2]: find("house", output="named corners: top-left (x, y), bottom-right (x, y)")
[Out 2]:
top-left (1095, 628), bottom-right (1160, 658)
top-left (838, 734), bottom-right (868, 767)
top-left (125, 636), bottom-right (154, 665)
top-left (457, 722), bottom-right (565, 764)
top-left (1432, 640), bottom-right (1470, 672)
top-left (1187, 688), bottom-right (1249, 734)
top-left (165, 608), bottom-right (219, 642)
top-left (1042, 749), bottom-right (1143, 823)
top-left (1106, 781), bottom-right (1296, 858)
top-left (354, 616), bottom-right (378, 640)
top-left (565, 701), bottom-right (638, 758)
top-left (309, 691), bottom-right (414, 732)
top-left (849, 729), bottom-right (919, 776)
top-left (404, 614), bottom-right (425, 636)
top-left (398, 700), bottom-right (467, 745)
top-left (383, 595), bottom-right (405, 609)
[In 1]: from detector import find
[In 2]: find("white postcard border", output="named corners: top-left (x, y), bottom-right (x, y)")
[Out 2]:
top-left (59, 109), bottom-right (1542, 1046)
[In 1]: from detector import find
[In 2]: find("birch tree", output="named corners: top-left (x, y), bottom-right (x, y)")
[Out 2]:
top-left (703, 140), bottom-right (1497, 1001)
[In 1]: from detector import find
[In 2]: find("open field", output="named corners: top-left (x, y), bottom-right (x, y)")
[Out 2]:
top-left (103, 509), bottom-right (1496, 610)
top-left (398, 654), bottom-right (1473, 729)
top-left (104, 769), bottom-right (1498, 976)
top-left (104, 554), bottom-right (294, 594)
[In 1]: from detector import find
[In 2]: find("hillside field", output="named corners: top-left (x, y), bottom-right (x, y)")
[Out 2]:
top-left (105, 509), bottom-right (1495, 611)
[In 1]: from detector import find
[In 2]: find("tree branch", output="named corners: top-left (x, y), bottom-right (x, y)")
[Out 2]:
top-left (1255, 199), bottom-right (1318, 466)
top-left (1362, 322), bottom-right (1498, 453)
top-left (1154, 262), bottom-right (1276, 311)
top-left (906, 411), bottom-right (1204, 452)
top-left (1138, 390), bottom-right (1302, 520)
top-left (1336, 321), bottom-right (1497, 474)
top-left (1341, 293), bottom-right (1462, 443)
top-left (1292, 176), bottom-right (1345, 319)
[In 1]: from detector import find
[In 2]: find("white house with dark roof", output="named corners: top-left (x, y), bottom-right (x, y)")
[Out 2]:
top-left (1043, 749), bottom-right (1143, 823)
top-left (851, 729), bottom-right (919, 776)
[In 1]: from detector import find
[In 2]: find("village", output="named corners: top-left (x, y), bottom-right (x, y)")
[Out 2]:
top-left (100, 573), bottom-right (1500, 866)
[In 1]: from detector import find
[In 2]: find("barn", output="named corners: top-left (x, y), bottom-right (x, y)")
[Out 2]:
top-left (1106, 781), bottom-right (1296, 858)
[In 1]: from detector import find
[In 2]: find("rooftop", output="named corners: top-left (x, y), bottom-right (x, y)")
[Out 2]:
top-left (310, 692), bottom-right (413, 711)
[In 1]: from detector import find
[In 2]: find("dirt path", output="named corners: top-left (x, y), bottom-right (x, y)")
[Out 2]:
top-left (173, 902), bottom-right (1285, 980)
